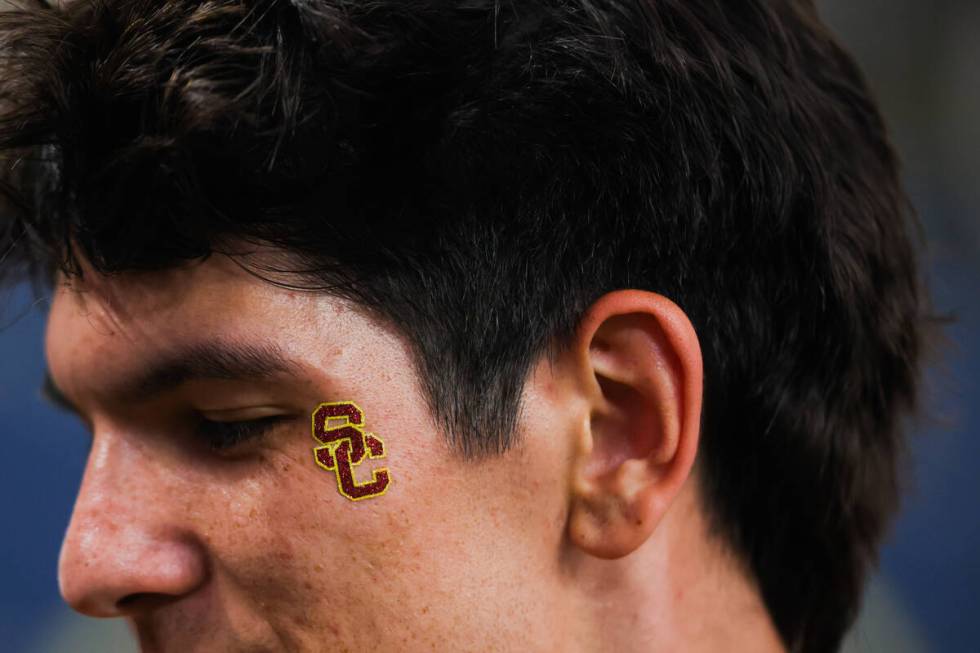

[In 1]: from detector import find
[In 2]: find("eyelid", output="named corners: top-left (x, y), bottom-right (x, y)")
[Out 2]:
top-left (41, 373), bottom-right (80, 414)
top-left (41, 375), bottom-right (95, 431)
top-left (199, 405), bottom-right (290, 422)
top-left (196, 414), bottom-right (285, 452)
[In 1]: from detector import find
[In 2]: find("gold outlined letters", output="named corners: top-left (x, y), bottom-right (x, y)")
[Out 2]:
top-left (311, 402), bottom-right (390, 501)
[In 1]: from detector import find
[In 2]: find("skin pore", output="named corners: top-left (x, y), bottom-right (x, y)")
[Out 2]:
top-left (45, 250), bottom-right (783, 652)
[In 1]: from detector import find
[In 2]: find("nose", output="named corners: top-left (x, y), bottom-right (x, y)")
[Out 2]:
top-left (58, 431), bottom-right (207, 617)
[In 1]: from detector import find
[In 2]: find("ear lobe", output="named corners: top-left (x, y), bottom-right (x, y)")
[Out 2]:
top-left (567, 291), bottom-right (702, 559)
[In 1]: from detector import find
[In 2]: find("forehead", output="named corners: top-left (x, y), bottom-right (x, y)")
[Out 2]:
top-left (49, 254), bottom-right (304, 337)
top-left (50, 256), bottom-right (261, 355)
top-left (43, 254), bottom-right (392, 399)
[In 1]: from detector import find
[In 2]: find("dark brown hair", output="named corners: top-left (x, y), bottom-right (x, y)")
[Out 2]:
top-left (0, 1), bottom-right (928, 650)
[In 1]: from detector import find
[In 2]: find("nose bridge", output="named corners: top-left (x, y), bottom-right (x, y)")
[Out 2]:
top-left (67, 425), bottom-right (149, 541)
top-left (59, 427), bottom-right (204, 617)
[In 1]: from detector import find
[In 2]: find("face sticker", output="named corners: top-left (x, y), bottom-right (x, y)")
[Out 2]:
top-left (311, 402), bottom-right (391, 501)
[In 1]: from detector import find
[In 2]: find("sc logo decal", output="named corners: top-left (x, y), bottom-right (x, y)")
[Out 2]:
top-left (311, 402), bottom-right (391, 501)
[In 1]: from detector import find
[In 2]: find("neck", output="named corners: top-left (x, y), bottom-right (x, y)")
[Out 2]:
top-left (559, 481), bottom-right (785, 653)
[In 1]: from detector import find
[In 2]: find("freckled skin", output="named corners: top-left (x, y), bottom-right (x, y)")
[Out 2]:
top-left (47, 253), bottom-right (788, 653)
top-left (47, 254), bottom-right (578, 652)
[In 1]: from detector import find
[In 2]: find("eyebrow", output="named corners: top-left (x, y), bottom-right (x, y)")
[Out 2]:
top-left (41, 341), bottom-right (302, 415)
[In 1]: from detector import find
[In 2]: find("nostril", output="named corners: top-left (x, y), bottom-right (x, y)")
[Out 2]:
top-left (117, 592), bottom-right (150, 609)
top-left (117, 592), bottom-right (180, 613)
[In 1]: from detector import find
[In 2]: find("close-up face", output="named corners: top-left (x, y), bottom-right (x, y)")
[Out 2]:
top-left (2, 0), bottom-right (952, 650)
top-left (44, 252), bottom-right (579, 652)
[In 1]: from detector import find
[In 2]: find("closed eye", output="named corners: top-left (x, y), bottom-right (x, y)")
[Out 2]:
top-left (195, 415), bottom-right (286, 451)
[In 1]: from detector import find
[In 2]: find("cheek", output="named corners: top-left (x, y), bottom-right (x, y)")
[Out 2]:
top-left (195, 401), bottom-right (557, 649)
top-left (196, 437), bottom-right (457, 645)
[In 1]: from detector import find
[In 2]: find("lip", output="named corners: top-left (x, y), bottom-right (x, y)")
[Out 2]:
top-left (130, 605), bottom-right (291, 653)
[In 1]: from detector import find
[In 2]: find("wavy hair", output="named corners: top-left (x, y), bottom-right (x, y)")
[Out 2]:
top-left (0, 1), bottom-right (928, 650)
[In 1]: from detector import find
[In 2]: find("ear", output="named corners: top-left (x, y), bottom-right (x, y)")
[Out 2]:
top-left (566, 290), bottom-right (703, 559)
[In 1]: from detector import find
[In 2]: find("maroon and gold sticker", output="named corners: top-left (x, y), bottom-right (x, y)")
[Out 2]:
top-left (311, 402), bottom-right (391, 501)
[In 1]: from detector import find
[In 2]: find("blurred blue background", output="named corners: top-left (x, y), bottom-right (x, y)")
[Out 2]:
top-left (1, 1), bottom-right (978, 651)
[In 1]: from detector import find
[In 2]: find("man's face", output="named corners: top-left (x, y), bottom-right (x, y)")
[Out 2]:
top-left (45, 253), bottom-right (575, 652)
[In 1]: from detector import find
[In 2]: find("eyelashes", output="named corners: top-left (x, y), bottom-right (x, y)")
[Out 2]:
top-left (42, 389), bottom-right (290, 454)
top-left (195, 415), bottom-right (286, 451)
